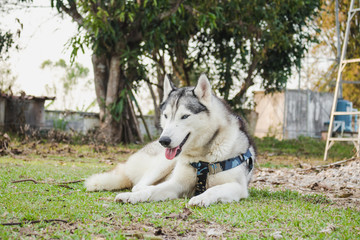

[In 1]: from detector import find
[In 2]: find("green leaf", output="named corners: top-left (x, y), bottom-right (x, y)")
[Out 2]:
top-left (119, 12), bottom-right (125, 22)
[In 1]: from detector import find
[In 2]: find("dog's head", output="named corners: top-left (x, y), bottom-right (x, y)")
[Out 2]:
top-left (159, 74), bottom-right (213, 160)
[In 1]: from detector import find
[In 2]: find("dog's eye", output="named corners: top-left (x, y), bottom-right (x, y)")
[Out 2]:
top-left (164, 114), bottom-right (168, 119)
top-left (181, 114), bottom-right (190, 120)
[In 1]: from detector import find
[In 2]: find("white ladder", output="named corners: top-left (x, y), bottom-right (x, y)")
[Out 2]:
top-left (324, 0), bottom-right (360, 160)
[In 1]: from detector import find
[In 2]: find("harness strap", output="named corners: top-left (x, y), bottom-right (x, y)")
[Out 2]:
top-left (208, 149), bottom-right (253, 174)
top-left (190, 149), bottom-right (253, 196)
top-left (190, 161), bottom-right (209, 196)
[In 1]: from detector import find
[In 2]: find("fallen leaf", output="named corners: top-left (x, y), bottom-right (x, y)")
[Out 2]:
top-left (98, 197), bottom-right (113, 202)
top-left (336, 192), bottom-right (353, 198)
top-left (319, 224), bottom-right (336, 234)
top-left (207, 228), bottom-right (226, 237)
top-left (271, 231), bottom-right (283, 239)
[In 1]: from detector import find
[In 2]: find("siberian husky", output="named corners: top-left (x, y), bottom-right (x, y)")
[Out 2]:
top-left (85, 74), bottom-right (256, 207)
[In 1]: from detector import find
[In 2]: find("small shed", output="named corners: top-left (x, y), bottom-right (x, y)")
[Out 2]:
top-left (0, 92), bottom-right (55, 131)
top-left (254, 89), bottom-right (333, 139)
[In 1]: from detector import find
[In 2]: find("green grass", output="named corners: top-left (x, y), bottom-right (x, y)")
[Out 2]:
top-left (255, 136), bottom-right (356, 159)
top-left (258, 161), bottom-right (293, 169)
top-left (0, 141), bottom-right (359, 239)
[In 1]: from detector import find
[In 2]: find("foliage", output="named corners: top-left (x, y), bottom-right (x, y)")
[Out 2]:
top-left (0, 31), bottom-right (14, 58)
top-left (312, 0), bottom-right (360, 108)
top-left (41, 59), bottom-right (90, 95)
top-left (53, 118), bottom-right (68, 131)
top-left (0, 61), bottom-right (18, 93)
top-left (50, 0), bottom-right (164, 142)
top-left (41, 58), bottom-right (93, 111)
top-left (107, 89), bottom-right (128, 122)
top-left (51, 0), bottom-right (322, 110)
top-left (49, 0), bottom-right (322, 143)
top-left (0, 141), bottom-right (359, 238)
top-left (76, 99), bottom-right (97, 112)
top-left (193, 0), bottom-right (322, 109)
top-left (52, 0), bottom-right (151, 81)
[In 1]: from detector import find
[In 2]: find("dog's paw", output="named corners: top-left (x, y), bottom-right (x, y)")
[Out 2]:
top-left (114, 192), bottom-right (131, 203)
top-left (114, 190), bottom-right (151, 204)
top-left (188, 195), bottom-right (214, 207)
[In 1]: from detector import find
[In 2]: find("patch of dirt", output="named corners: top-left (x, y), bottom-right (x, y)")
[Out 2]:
top-left (251, 157), bottom-right (360, 210)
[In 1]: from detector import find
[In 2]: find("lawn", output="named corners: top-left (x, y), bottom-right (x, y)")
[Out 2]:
top-left (0, 138), bottom-right (359, 239)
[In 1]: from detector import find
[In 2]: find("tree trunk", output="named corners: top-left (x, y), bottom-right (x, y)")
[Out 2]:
top-left (92, 54), bottom-right (142, 144)
top-left (147, 82), bottom-right (160, 130)
top-left (56, 3), bottom-right (144, 144)
top-left (150, 50), bottom-right (165, 130)
top-left (92, 54), bottom-right (108, 121)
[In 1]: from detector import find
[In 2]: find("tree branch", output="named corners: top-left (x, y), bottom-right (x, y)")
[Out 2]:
top-left (1, 219), bottom-right (68, 226)
top-left (127, 0), bottom-right (183, 43)
top-left (183, 4), bottom-right (200, 16)
top-left (11, 179), bottom-right (39, 184)
top-left (89, 1), bottom-right (99, 14)
top-left (232, 44), bottom-right (262, 103)
top-left (11, 178), bottom-right (84, 188)
top-left (58, 0), bottom-right (84, 26)
top-left (142, 77), bottom-right (162, 89)
top-left (170, 53), bottom-right (186, 85)
top-left (159, 0), bottom-right (184, 20)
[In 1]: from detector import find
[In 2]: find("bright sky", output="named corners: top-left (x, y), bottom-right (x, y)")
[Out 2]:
top-left (3, 0), bottom-right (97, 111)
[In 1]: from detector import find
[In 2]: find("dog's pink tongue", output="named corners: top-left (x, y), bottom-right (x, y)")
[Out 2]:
top-left (165, 146), bottom-right (179, 160)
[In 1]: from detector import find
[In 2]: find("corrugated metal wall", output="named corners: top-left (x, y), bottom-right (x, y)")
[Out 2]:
top-left (284, 90), bottom-right (333, 139)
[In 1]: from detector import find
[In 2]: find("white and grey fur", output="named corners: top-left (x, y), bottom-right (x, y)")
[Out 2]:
top-left (85, 74), bottom-right (256, 207)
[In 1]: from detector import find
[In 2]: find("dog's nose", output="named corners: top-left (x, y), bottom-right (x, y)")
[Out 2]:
top-left (159, 136), bottom-right (171, 147)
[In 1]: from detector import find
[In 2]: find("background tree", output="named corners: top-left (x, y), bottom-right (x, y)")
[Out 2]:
top-left (140, 0), bottom-right (322, 111)
top-left (51, 0), bottom-right (206, 143)
top-left (0, 62), bottom-right (18, 93)
top-left (41, 59), bottom-right (94, 111)
top-left (0, 0), bottom-right (32, 96)
top-left (312, 0), bottom-right (360, 108)
top-left (191, 1), bottom-right (322, 110)
top-left (51, 0), bottom-right (321, 143)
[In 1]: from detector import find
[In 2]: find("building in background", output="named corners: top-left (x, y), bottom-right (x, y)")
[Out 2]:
top-left (254, 90), bottom-right (333, 139)
top-left (0, 93), bottom-right (55, 131)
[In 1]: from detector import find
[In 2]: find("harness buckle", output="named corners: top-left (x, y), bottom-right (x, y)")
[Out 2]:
top-left (208, 163), bottom-right (222, 175)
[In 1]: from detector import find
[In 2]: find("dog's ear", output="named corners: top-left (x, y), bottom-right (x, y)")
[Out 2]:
top-left (194, 74), bottom-right (212, 104)
top-left (162, 75), bottom-right (176, 102)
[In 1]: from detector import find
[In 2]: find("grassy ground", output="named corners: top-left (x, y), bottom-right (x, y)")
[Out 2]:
top-left (254, 136), bottom-right (355, 159)
top-left (0, 138), bottom-right (359, 239)
top-left (254, 136), bottom-right (357, 168)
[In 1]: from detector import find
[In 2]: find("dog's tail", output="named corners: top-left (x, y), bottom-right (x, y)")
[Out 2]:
top-left (84, 163), bottom-right (132, 191)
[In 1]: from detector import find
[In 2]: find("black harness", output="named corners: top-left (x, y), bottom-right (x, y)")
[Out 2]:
top-left (190, 149), bottom-right (254, 196)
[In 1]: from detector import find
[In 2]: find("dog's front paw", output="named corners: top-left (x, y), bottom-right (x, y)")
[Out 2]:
top-left (188, 194), bottom-right (214, 207)
top-left (114, 189), bottom-right (152, 204)
top-left (114, 192), bottom-right (132, 203)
